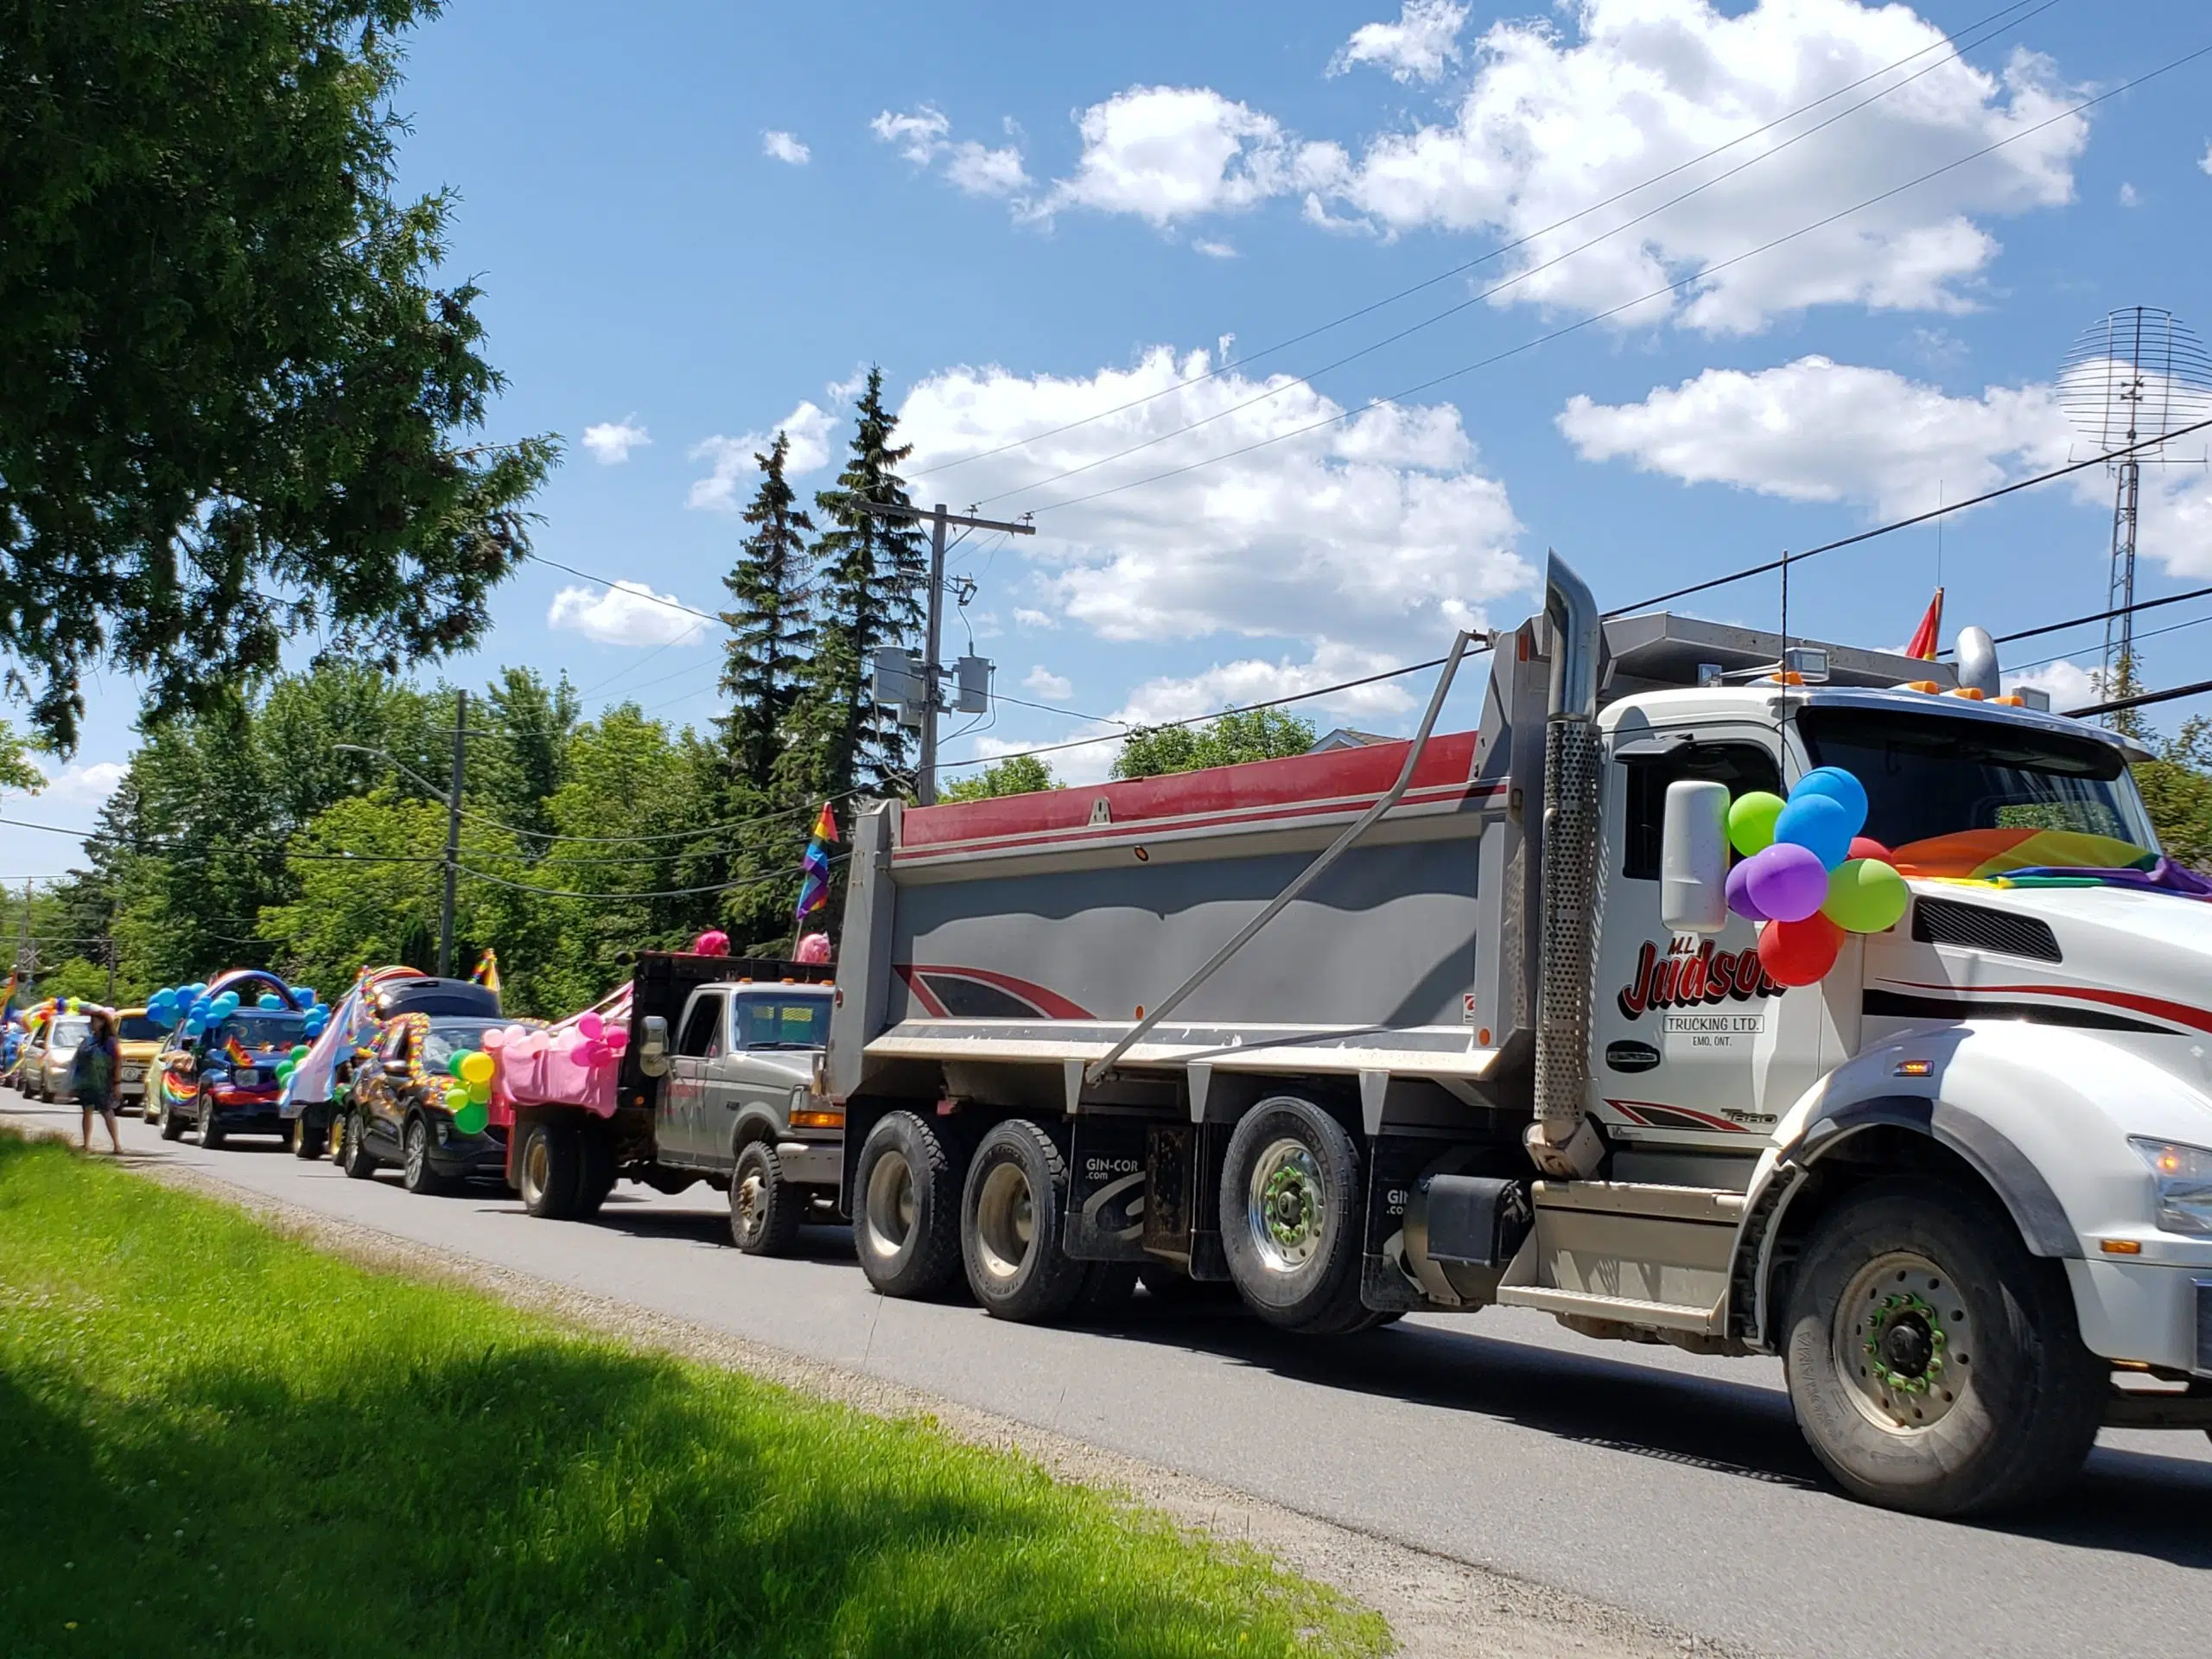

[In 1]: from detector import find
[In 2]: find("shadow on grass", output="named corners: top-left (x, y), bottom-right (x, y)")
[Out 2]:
top-left (0, 1135), bottom-right (1376, 1659)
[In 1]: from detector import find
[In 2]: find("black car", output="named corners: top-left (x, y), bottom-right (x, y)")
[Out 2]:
top-left (287, 973), bottom-right (501, 1158)
top-left (339, 1011), bottom-right (515, 1194)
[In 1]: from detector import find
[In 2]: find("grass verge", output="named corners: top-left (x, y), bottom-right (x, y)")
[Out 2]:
top-left (0, 1133), bottom-right (1389, 1658)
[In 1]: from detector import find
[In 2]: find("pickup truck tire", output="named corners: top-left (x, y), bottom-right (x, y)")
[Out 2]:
top-left (159, 1095), bottom-right (187, 1141)
top-left (855, 1110), bottom-right (964, 1300)
top-left (1783, 1176), bottom-right (2106, 1517)
top-left (518, 1119), bottom-right (584, 1219)
top-left (1220, 1096), bottom-right (1368, 1335)
top-left (340, 1110), bottom-right (379, 1180)
top-left (402, 1116), bottom-right (452, 1196)
top-left (197, 1092), bottom-right (226, 1150)
top-left (960, 1120), bottom-right (1085, 1322)
top-left (575, 1123), bottom-right (616, 1219)
top-left (730, 1141), bottom-right (804, 1255)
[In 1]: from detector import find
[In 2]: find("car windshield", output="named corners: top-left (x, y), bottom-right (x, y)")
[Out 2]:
top-left (734, 995), bottom-right (830, 1050)
top-left (1797, 706), bottom-right (2158, 877)
top-left (118, 1014), bottom-right (165, 1043)
top-left (48, 1017), bottom-right (90, 1048)
top-left (213, 1013), bottom-right (307, 1053)
top-left (420, 1020), bottom-right (500, 1071)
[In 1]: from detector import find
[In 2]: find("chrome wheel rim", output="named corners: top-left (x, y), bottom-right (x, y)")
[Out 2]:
top-left (1247, 1137), bottom-right (1327, 1274)
top-left (973, 1160), bottom-right (1036, 1283)
top-left (734, 1169), bottom-right (766, 1244)
top-left (1834, 1249), bottom-right (1974, 1432)
top-left (862, 1150), bottom-right (916, 1262)
top-left (405, 1122), bottom-right (426, 1184)
top-left (522, 1131), bottom-right (549, 1204)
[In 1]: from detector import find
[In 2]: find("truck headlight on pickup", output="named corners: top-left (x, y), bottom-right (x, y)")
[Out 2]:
top-left (788, 1086), bottom-right (844, 1131)
top-left (2129, 1138), bottom-right (2212, 1236)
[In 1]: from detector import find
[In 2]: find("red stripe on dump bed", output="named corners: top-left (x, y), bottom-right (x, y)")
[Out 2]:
top-left (902, 730), bottom-right (1484, 851)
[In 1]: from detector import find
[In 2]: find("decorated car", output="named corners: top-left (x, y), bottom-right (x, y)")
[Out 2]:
top-left (143, 970), bottom-right (325, 1147)
top-left (285, 962), bottom-right (502, 1160)
top-left (340, 1008), bottom-right (542, 1193)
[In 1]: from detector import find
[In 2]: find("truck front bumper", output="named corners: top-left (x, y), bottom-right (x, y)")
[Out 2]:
top-left (2067, 1256), bottom-right (2212, 1376)
top-left (774, 1138), bottom-right (841, 1186)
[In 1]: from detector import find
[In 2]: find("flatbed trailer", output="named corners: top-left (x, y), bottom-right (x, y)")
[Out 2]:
top-left (823, 556), bottom-right (2212, 1516)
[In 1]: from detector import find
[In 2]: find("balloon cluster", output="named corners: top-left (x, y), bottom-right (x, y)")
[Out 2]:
top-left (148, 980), bottom-right (326, 1042)
top-left (443, 1047), bottom-right (496, 1135)
top-left (1724, 768), bottom-right (1909, 987)
top-left (273, 1044), bottom-right (312, 1088)
top-left (483, 1010), bottom-right (628, 1077)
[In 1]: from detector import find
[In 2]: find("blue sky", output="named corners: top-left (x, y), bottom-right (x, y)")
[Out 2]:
top-left (16, 0), bottom-right (2212, 878)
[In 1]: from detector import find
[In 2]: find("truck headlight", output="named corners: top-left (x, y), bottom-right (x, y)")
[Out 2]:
top-left (2129, 1138), bottom-right (2212, 1236)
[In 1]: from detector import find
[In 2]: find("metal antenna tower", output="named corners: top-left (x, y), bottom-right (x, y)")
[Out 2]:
top-left (2057, 307), bottom-right (2212, 722)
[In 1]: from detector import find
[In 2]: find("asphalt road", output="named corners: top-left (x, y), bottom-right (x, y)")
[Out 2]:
top-left (14, 1094), bottom-right (2209, 1657)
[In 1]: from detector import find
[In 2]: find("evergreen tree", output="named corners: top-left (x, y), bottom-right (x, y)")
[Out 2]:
top-left (719, 431), bottom-right (817, 793)
top-left (785, 369), bottom-right (927, 801)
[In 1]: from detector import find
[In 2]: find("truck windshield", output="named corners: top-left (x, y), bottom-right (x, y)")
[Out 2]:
top-left (212, 1014), bottom-right (307, 1052)
top-left (118, 1014), bottom-right (165, 1042)
top-left (1797, 705), bottom-right (2157, 876)
top-left (735, 996), bottom-right (829, 1050)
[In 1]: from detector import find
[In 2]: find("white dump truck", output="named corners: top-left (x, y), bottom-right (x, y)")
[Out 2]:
top-left (824, 556), bottom-right (2212, 1516)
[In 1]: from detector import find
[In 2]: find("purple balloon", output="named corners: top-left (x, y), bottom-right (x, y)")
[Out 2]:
top-left (1743, 841), bottom-right (1831, 923)
top-left (1725, 858), bottom-right (1771, 923)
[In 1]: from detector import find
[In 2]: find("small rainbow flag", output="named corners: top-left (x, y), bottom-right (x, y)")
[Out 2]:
top-left (794, 802), bottom-right (838, 923)
top-left (223, 1035), bottom-right (254, 1067)
top-left (471, 948), bottom-right (501, 996)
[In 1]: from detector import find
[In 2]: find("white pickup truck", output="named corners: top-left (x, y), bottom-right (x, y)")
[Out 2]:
top-left (823, 556), bottom-right (2212, 1516)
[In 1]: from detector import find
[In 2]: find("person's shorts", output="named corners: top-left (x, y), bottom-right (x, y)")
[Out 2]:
top-left (75, 1087), bottom-right (114, 1114)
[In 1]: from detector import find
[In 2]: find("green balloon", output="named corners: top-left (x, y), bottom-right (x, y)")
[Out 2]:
top-left (466, 1078), bottom-right (490, 1107)
top-left (447, 1051), bottom-right (469, 1079)
top-left (276, 1061), bottom-right (296, 1083)
top-left (452, 1100), bottom-right (488, 1135)
top-left (1727, 791), bottom-right (1788, 857)
top-left (290, 1045), bottom-right (310, 1062)
top-left (1822, 857), bottom-right (1910, 934)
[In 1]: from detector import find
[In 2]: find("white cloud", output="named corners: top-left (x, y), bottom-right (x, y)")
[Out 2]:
top-left (2119, 181), bottom-right (2141, 208)
top-left (1114, 642), bottom-right (1419, 728)
top-left (547, 582), bottom-right (707, 648)
top-left (1192, 238), bottom-right (1238, 259)
top-left (762, 130), bottom-right (810, 166)
top-left (2200, 143), bottom-right (2212, 177)
top-left (1306, 0), bottom-right (2088, 334)
top-left (1022, 666), bottom-right (1074, 702)
top-left (687, 400), bottom-right (837, 511)
top-left (871, 105), bottom-right (1030, 199)
top-left (2005, 658), bottom-right (2098, 711)
top-left (581, 419), bottom-right (650, 465)
top-left (1560, 353), bottom-right (2212, 573)
top-left (1039, 86), bottom-right (1337, 226)
top-left (1329, 0), bottom-right (1469, 84)
top-left (36, 761), bottom-right (125, 808)
top-left (897, 343), bottom-right (1528, 654)
top-left (1014, 607), bottom-right (1058, 630)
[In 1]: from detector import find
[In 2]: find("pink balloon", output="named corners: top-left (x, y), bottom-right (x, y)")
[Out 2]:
top-left (479, 1027), bottom-right (507, 1051)
top-left (603, 1028), bottom-right (630, 1053)
top-left (1743, 841), bottom-right (1831, 924)
top-left (1724, 859), bottom-right (1770, 923)
top-left (577, 1011), bottom-right (604, 1040)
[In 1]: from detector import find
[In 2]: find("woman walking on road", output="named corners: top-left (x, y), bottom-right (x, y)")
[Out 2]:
top-left (75, 1007), bottom-right (123, 1154)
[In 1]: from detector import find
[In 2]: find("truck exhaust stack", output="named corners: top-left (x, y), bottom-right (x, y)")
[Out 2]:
top-left (1525, 553), bottom-right (1607, 1179)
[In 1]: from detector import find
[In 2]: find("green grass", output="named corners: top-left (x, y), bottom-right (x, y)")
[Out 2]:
top-left (0, 1135), bottom-right (1389, 1658)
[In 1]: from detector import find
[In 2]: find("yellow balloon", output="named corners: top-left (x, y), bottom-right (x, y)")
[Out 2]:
top-left (459, 1051), bottom-right (494, 1085)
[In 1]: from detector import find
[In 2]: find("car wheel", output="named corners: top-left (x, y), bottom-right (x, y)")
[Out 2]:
top-left (340, 1110), bottom-right (379, 1180)
top-left (1218, 1096), bottom-right (1371, 1335)
top-left (729, 1141), bottom-right (804, 1256)
top-left (402, 1116), bottom-right (451, 1195)
top-left (853, 1110), bottom-right (963, 1300)
top-left (289, 1115), bottom-right (321, 1160)
top-left (159, 1094), bottom-right (186, 1141)
top-left (197, 1092), bottom-right (226, 1150)
top-left (960, 1119), bottom-right (1085, 1322)
top-left (517, 1118), bottom-right (583, 1219)
top-left (1783, 1176), bottom-right (2106, 1517)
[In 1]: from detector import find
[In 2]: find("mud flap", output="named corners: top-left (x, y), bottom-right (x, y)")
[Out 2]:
top-left (1138, 1121), bottom-right (1232, 1280)
top-left (1064, 1115), bottom-right (1150, 1262)
top-left (1361, 1135), bottom-right (1438, 1313)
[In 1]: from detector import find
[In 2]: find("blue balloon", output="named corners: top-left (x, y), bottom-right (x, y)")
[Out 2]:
top-left (292, 987), bottom-right (318, 1008)
top-left (1792, 767), bottom-right (1869, 836)
top-left (257, 992), bottom-right (283, 1010)
top-left (1774, 792), bottom-right (1855, 870)
top-left (184, 1017), bottom-right (206, 1036)
top-left (188, 982), bottom-right (207, 997)
top-left (214, 991), bottom-right (240, 1012)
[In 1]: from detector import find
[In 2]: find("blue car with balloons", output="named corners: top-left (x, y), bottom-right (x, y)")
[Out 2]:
top-left (146, 970), bottom-right (327, 1148)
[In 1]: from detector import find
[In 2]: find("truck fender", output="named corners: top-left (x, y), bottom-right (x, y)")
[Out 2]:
top-left (727, 1103), bottom-right (785, 1158)
top-left (1724, 1024), bottom-right (2207, 1348)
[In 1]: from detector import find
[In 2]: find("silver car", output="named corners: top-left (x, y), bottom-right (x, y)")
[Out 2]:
top-left (32, 1014), bottom-right (92, 1103)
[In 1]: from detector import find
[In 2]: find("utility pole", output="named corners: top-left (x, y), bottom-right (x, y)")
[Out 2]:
top-left (439, 689), bottom-right (466, 978)
top-left (14, 879), bottom-right (31, 1000)
top-left (849, 501), bottom-right (1034, 804)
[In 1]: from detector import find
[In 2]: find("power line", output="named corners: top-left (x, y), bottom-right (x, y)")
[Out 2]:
top-left (978, 0), bottom-right (2063, 508)
top-left (2009, 610), bottom-right (2212, 676)
top-left (2065, 677), bottom-right (2212, 720)
top-left (1983, 582), bottom-right (2212, 647)
top-left (1021, 43), bottom-right (2212, 521)
top-left (453, 852), bottom-right (849, 904)
top-left (906, 0), bottom-right (2056, 486)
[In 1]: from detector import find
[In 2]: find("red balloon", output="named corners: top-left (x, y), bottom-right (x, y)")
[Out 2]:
top-left (1758, 914), bottom-right (1844, 987)
top-left (1847, 836), bottom-right (1893, 863)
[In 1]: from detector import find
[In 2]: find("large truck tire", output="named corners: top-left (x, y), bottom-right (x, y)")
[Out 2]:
top-left (575, 1122), bottom-right (616, 1219)
top-left (960, 1119), bottom-right (1085, 1322)
top-left (730, 1141), bottom-right (804, 1255)
top-left (517, 1118), bottom-right (584, 1219)
top-left (1783, 1176), bottom-right (2106, 1517)
top-left (1219, 1096), bottom-right (1370, 1335)
top-left (340, 1110), bottom-right (378, 1179)
top-left (854, 1109), bottom-right (964, 1300)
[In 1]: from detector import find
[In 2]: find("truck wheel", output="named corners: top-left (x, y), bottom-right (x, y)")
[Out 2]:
top-left (1219, 1096), bottom-right (1368, 1334)
top-left (402, 1116), bottom-right (452, 1196)
top-left (339, 1110), bottom-right (379, 1179)
top-left (289, 1116), bottom-right (321, 1160)
top-left (159, 1096), bottom-right (186, 1141)
top-left (197, 1093), bottom-right (226, 1150)
top-left (854, 1110), bottom-right (963, 1300)
top-left (730, 1141), bottom-right (804, 1256)
top-left (1783, 1176), bottom-right (2106, 1517)
top-left (575, 1123), bottom-right (616, 1219)
top-left (960, 1120), bottom-right (1085, 1322)
top-left (518, 1119), bottom-right (583, 1219)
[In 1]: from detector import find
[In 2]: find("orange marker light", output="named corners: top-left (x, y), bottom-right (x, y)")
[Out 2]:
top-left (1894, 1059), bottom-right (1934, 1077)
top-left (2101, 1239), bottom-right (2144, 1255)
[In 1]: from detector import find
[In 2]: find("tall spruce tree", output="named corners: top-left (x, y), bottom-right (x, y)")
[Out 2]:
top-left (784, 369), bottom-right (927, 801)
top-left (718, 431), bottom-right (816, 793)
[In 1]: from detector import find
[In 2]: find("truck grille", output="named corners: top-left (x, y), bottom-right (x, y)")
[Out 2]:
top-left (1910, 896), bottom-right (2062, 963)
top-left (2197, 1281), bottom-right (2212, 1376)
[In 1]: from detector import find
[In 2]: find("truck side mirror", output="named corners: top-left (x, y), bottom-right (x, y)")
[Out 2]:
top-left (1660, 779), bottom-right (1731, 935)
top-left (638, 1014), bottom-right (670, 1077)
